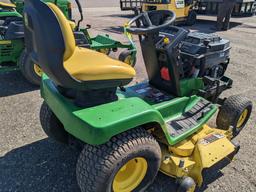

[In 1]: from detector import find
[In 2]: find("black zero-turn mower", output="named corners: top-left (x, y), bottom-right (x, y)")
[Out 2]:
top-left (24, 0), bottom-right (252, 191)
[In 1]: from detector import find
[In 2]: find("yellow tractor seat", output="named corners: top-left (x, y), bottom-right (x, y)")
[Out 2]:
top-left (47, 2), bottom-right (135, 82)
top-left (0, 2), bottom-right (16, 9)
top-left (64, 47), bottom-right (135, 81)
top-left (23, 0), bottom-right (136, 92)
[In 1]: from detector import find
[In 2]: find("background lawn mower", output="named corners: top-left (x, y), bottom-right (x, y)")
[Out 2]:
top-left (0, 0), bottom-right (72, 83)
top-left (24, 0), bottom-right (253, 192)
top-left (1, 0), bottom-right (136, 86)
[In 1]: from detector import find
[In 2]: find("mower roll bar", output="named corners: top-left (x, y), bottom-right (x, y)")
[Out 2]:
top-left (126, 10), bottom-right (176, 35)
top-left (54, 0), bottom-right (84, 30)
top-left (74, 0), bottom-right (83, 30)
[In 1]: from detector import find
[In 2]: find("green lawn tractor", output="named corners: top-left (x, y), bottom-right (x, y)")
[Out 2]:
top-left (24, 1), bottom-right (253, 192)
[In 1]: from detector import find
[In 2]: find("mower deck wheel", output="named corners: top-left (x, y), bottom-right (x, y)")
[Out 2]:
top-left (76, 127), bottom-right (161, 192)
top-left (98, 48), bottom-right (111, 55)
top-left (40, 102), bottom-right (68, 144)
top-left (216, 95), bottom-right (252, 137)
top-left (18, 50), bottom-right (41, 86)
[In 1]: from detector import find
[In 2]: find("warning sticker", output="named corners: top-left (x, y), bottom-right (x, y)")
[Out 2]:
top-left (175, 0), bottom-right (185, 9)
top-left (199, 133), bottom-right (224, 145)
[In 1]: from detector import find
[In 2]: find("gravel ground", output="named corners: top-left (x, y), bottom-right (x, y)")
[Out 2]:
top-left (0, 1), bottom-right (256, 192)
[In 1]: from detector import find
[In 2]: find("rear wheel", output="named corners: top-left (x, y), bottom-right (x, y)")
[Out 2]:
top-left (186, 10), bottom-right (197, 26)
top-left (40, 102), bottom-right (68, 144)
top-left (19, 50), bottom-right (42, 86)
top-left (76, 127), bottom-right (161, 192)
top-left (216, 95), bottom-right (252, 137)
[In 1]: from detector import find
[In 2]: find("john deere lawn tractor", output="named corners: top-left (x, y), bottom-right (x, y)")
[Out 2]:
top-left (142, 0), bottom-right (197, 25)
top-left (0, 1), bottom-right (22, 24)
top-left (24, 0), bottom-right (252, 191)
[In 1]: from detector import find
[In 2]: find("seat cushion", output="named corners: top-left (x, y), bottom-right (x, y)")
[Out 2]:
top-left (0, 2), bottom-right (16, 9)
top-left (64, 47), bottom-right (136, 81)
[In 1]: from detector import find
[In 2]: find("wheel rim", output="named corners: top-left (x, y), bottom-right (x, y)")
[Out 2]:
top-left (33, 64), bottom-right (43, 77)
top-left (237, 109), bottom-right (248, 128)
top-left (124, 55), bottom-right (132, 65)
top-left (99, 48), bottom-right (110, 55)
top-left (112, 157), bottom-right (148, 192)
top-left (187, 184), bottom-right (196, 192)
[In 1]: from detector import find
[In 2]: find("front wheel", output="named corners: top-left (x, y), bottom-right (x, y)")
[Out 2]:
top-left (119, 50), bottom-right (136, 66)
top-left (216, 95), bottom-right (252, 137)
top-left (18, 50), bottom-right (42, 86)
top-left (76, 127), bottom-right (161, 192)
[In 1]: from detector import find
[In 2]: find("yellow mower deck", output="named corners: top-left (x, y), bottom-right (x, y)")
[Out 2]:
top-left (160, 125), bottom-right (235, 186)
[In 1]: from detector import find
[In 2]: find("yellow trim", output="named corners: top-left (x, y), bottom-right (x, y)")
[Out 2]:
top-left (47, 3), bottom-right (76, 61)
top-left (237, 109), bottom-right (248, 128)
top-left (142, 3), bottom-right (191, 19)
top-left (0, 41), bottom-right (12, 45)
top-left (64, 47), bottom-right (136, 81)
top-left (33, 64), bottom-right (43, 77)
top-left (0, 2), bottom-right (16, 8)
top-left (113, 157), bottom-right (148, 192)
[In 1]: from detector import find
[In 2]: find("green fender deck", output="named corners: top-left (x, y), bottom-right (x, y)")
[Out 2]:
top-left (41, 75), bottom-right (217, 146)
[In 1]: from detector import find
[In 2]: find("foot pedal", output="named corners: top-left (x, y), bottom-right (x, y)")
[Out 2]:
top-left (167, 99), bottom-right (213, 137)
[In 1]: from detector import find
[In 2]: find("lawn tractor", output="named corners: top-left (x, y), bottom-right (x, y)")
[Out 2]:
top-left (0, 1), bottom-right (22, 24)
top-left (142, 0), bottom-right (197, 25)
top-left (24, 0), bottom-right (253, 191)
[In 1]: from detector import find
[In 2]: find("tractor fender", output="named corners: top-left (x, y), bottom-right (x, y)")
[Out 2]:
top-left (41, 76), bottom-right (168, 145)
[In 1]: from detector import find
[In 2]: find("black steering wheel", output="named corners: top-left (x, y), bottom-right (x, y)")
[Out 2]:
top-left (126, 10), bottom-right (176, 35)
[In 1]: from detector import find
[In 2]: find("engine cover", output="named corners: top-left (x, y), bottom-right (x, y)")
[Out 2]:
top-left (180, 32), bottom-right (231, 78)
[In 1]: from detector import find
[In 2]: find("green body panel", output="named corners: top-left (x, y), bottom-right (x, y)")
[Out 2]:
top-left (41, 75), bottom-right (217, 146)
top-left (180, 78), bottom-right (204, 96)
top-left (0, 11), bottom-right (22, 19)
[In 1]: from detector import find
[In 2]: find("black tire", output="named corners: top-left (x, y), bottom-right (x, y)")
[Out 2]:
top-left (40, 102), bottom-right (68, 144)
top-left (186, 10), bottom-right (197, 26)
top-left (216, 95), bottom-right (253, 137)
top-left (18, 50), bottom-right (41, 86)
top-left (119, 50), bottom-right (136, 66)
top-left (76, 127), bottom-right (161, 192)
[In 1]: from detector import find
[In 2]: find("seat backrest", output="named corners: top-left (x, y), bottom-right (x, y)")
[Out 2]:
top-left (23, 0), bottom-right (81, 88)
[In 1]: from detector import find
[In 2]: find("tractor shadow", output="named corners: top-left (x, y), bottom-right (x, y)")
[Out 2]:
top-left (0, 138), bottom-right (229, 192)
top-left (0, 71), bottom-right (38, 97)
top-left (0, 139), bottom-right (80, 192)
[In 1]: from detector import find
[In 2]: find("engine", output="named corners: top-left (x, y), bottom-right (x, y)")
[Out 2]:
top-left (179, 32), bottom-right (231, 79)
